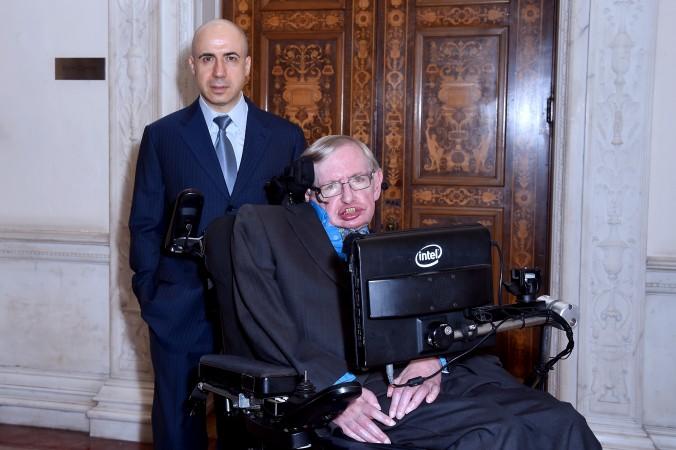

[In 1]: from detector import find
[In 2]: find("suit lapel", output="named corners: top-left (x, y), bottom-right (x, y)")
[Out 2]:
top-left (286, 204), bottom-right (348, 287)
top-left (179, 100), bottom-right (230, 198)
top-left (230, 100), bottom-right (269, 199)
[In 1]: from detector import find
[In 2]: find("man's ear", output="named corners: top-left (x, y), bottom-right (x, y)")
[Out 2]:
top-left (188, 56), bottom-right (196, 76)
top-left (373, 169), bottom-right (384, 201)
top-left (245, 55), bottom-right (252, 77)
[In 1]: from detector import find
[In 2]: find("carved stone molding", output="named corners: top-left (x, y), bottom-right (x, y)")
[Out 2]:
top-left (0, 231), bottom-right (109, 264)
top-left (581, 0), bottom-right (657, 426)
top-left (109, 0), bottom-right (158, 383)
top-left (646, 256), bottom-right (676, 295)
top-left (99, 0), bottom-right (203, 441)
top-left (552, 0), bottom-right (659, 446)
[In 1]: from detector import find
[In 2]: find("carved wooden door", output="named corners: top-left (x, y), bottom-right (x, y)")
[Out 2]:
top-left (224, 0), bottom-right (556, 380)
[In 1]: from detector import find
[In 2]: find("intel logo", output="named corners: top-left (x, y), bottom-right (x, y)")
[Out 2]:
top-left (415, 244), bottom-right (443, 268)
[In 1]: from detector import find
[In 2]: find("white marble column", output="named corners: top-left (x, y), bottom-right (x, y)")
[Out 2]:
top-left (551, 0), bottom-right (659, 448)
top-left (88, 0), bottom-right (208, 441)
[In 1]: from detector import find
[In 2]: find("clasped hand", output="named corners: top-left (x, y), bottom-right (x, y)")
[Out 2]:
top-left (332, 357), bottom-right (442, 444)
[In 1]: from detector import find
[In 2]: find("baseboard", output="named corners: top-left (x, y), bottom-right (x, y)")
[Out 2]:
top-left (646, 425), bottom-right (676, 450)
top-left (0, 367), bottom-right (153, 442)
top-left (590, 420), bottom-right (656, 449)
top-left (87, 378), bottom-right (153, 442)
top-left (0, 367), bottom-right (104, 432)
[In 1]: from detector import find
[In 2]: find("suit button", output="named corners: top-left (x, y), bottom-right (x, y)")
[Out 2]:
top-left (225, 206), bottom-right (233, 213)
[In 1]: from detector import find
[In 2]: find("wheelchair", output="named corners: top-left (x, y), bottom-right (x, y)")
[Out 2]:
top-left (165, 189), bottom-right (578, 450)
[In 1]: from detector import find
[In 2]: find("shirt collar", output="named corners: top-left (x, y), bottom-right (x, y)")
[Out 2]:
top-left (309, 201), bottom-right (369, 260)
top-left (198, 93), bottom-right (248, 129)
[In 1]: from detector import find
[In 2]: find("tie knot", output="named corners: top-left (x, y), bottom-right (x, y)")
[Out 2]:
top-left (213, 115), bottom-right (232, 131)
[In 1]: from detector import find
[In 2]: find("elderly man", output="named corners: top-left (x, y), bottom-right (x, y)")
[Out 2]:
top-left (129, 19), bottom-right (305, 449)
top-left (231, 135), bottom-right (600, 449)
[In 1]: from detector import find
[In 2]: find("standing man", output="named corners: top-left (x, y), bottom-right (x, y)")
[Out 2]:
top-left (129, 19), bottom-right (305, 449)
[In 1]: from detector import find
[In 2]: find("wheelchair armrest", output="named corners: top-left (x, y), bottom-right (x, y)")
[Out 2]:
top-left (199, 354), bottom-right (299, 397)
top-left (282, 381), bottom-right (361, 428)
top-left (194, 354), bottom-right (362, 449)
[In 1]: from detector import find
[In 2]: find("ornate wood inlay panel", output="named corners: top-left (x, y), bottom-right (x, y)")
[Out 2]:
top-left (261, 0), bottom-right (346, 9)
top-left (349, 0), bottom-right (376, 147)
top-left (225, 0), bottom-right (555, 380)
top-left (508, 0), bottom-right (548, 270)
top-left (262, 35), bottom-right (343, 142)
top-left (380, 0), bottom-right (409, 231)
top-left (232, 0), bottom-right (254, 98)
top-left (255, 6), bottom-right (348, 143)
top-left (414, 29), bottom-right (507, 185)
top-left (261, 10), bottom-right (344, 31)
top-left (417, 4), bottom-right (510, 26)
top-left (413, 186), bottom-right (504, 207)
top-left (412, 207), bottom-right (503, 241)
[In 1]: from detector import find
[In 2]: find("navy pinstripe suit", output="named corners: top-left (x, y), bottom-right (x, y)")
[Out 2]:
top-left (129, 97), bottom-right (305, 449)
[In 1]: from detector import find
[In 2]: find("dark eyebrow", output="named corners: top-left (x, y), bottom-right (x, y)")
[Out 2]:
top-left (198, 51), bottom-right (240, 59)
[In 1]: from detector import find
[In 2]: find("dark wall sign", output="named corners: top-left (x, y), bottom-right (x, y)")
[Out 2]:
top-left (55, 58), bottom-right (105, 80)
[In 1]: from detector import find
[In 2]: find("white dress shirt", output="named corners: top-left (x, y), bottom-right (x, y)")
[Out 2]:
top-left (198, 94), bottom-right (249, 170)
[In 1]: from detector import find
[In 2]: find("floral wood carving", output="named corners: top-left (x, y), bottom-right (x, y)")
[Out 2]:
top-left (380, 0), bottom-right (408, 231)
top-left (269, 41), bottom-right (338, 143)
top-left (234, 0), bottom-right (254, 98)
top-left (413, 187), bottom-right (503, 206)
top-left (417, 34), bottom-right (502, 182)
top-left (262, 10), bottom-right (344, 31)
top-left (350, 0), bottom-right (375, 146)
top-left (509, 0), bottom-right (543, 269)
top-left (417, 5), bottom-right (509, 27)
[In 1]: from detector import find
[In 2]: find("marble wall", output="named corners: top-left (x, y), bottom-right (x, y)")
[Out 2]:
top-left (551, 0), bottom-right (676, 448)
top-left (0, 0), bottom-right (674, 447)
top-left (0, 0), bottom-right (213, 442)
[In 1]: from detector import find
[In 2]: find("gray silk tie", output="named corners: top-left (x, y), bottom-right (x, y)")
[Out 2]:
top-left (213, 115), bottom-right (238, 194)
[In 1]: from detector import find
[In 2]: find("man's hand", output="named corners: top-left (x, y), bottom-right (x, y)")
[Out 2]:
top-left (387, 357), bottom-right (442, 420)
top-left (332, 387), bottom-right (396, 444)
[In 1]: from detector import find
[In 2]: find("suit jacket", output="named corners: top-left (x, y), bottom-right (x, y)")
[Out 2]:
top-left (231, 203), bottom-right (354, 389)
top-left (129, 98), bottom-right (305, 352)
top-left (230, 205), bottom-right (603, 450)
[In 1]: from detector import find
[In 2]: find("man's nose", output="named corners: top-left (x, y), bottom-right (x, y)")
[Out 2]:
top-left (340, 183), bottom-right (354, 202)
top-left (213, 58), bottom-right (226, 77)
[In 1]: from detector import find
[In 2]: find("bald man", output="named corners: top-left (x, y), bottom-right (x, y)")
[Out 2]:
top-left (129, 19), bottom-right (305, 449)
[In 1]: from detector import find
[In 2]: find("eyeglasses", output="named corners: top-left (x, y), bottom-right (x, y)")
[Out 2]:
top-left (312, 171), bottom-right (375, 199)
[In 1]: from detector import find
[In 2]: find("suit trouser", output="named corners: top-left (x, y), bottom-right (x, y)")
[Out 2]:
top-left (149, 330), bottom-right (210, 450)
top-left (330, 354), bottom-right (601, 450)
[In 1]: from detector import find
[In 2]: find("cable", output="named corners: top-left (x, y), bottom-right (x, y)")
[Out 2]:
top-left (524, 311), bottom-right (575, 389)
top-left (491, 240), bottom-right (504, 306)
top-left (388, 306), bottom-right (575, 390)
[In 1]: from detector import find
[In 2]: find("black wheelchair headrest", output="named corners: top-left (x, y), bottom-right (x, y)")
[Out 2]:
top-left (265, 156), bottom-right (315, 205)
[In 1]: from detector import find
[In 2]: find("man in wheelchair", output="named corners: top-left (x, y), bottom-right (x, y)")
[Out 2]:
top-left (197, 134), bottom-right (600, 450)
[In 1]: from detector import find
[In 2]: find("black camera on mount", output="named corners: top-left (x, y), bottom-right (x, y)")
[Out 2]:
top-left (504, 267), bottom-right (541, 303)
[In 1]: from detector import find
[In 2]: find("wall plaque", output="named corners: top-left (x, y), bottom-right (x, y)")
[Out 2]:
top-left (55, 58), bottom-right (105, 80)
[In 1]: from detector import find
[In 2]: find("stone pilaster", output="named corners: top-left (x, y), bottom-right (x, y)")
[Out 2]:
top-left (89, 0), bottom-right (204, 441)
top-left (551, 1), bottom-right (659, 448)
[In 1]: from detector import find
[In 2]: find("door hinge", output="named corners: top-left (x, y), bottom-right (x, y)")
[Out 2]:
top-left (546, 96), bottom-right (555, 125)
